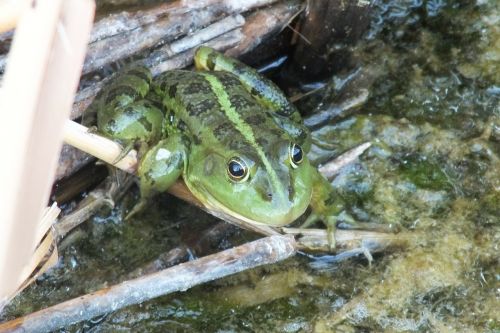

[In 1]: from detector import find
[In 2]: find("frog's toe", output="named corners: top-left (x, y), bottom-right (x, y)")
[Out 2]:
top-left (325, 216), bottom-right (338, 250)
top-left (87, 125), bottom-right (99, 134)
top-left (125, 199), bottom-right (147, 221)
top-left (299, 213), bottom-right (320, 229)
top-left (112, 142), bottom-right (134, 165)
top-left (336, 215), bottom-right (398, 234)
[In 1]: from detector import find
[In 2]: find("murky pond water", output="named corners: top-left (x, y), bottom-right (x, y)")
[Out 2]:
top-left (2, 0), bottom-right (499, 332)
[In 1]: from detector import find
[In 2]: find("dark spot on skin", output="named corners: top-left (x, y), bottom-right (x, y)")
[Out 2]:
top-left (324, 194), bottom-right (337, 206)
top-left (191, 134), bottom-right (201, 145)
top-left (256, 137), bottom-right (268, 147)
top-left (216, 73), bottom-right (241, 88)
top-left (159, 79), bottom-right (170, 92)
top-left (196, 99), bottom-right (217, 114)
top-left (183, 81), bottom-right (212, 95)
top-left (124, 105), bottom-right (136, 115)
top-left (229, 94), bottom-right (253, 109)
top-left (229, 140), bottom-right (244, 151)
top-left (186, 100), bottom-right (216, 117)
top-left (232, 64), bottom-right (246, 76)
top-left (269, 128), bottom-right (283, 138)
top-left (177, 120), bottom-right (188, 131)
top-left (107, 119), bottom-right (117, 131)
top-left (168, 84), bottom-right (177, 98)
top-left (207, 54), bottom-right (217, 70)
top-left (138, 118), bottom-right (153, 132)
top-left (144, 172), bottom-right (153, 182)
top-left (127, 68), bottom-right (151, 84)
top-left (213, 122), bottom-right (234, 139)
top-left (245, 114), bottom-right (266, 125)
top-left (105, 85), bottom-right (139, 104)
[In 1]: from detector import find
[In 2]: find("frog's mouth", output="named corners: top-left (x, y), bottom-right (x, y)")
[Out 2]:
top-left (183, 178), bottom-right (307, 228)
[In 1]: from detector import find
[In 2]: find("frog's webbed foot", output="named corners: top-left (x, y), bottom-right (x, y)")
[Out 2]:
top-left (298, 213), bottom-right (338, 250)
top-left (111, 142), bottom-right (135, 165)
top-left (87, 125), bottom-right (99, 134)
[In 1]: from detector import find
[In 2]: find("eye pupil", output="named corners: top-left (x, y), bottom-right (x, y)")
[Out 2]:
top-left (229, 161), bottom-right (244, 177)
top-left (290, 144), bottom-right (303, 166)
top-left (227, 158), bottom-right (248, 181)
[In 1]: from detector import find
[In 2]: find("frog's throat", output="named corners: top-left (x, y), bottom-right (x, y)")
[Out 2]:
top-left (183, 178), bottom-right (300, 228)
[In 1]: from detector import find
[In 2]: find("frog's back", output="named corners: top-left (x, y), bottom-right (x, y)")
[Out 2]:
top-left (154, 70), bottom-right (288, 150)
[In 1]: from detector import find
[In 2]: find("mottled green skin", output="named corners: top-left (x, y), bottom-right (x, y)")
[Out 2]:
top-left (95, 47), bottom-right (342, 230)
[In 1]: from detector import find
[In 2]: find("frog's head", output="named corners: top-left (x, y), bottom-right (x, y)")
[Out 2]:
top-left (185, 140), bottom-right (313, 227)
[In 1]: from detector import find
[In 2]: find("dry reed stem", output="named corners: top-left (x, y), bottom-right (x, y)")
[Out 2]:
top-left (63, 120), bottom-right (137, 173)
top-left (0, 0), bottom-right (94, 309)
top-left (0, 0), bottom-right (28, 33)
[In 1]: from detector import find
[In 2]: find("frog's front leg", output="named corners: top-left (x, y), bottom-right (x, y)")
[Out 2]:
top-left (126, 134), bottom-right (189, 219)
top-left (308, 169), bottom-right (395, 249)
top-left (306, 169), bottom-right (346, 249)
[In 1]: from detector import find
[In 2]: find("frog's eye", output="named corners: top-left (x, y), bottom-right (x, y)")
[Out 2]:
top-left (227, 157), bottom-right (249, 182)
top-left (289, 143), bottom-right (303, 168)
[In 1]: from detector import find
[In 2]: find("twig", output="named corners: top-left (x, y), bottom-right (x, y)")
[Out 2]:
top-left (70, 22), bottom-right (245, 120)
top-left (318, 142), bottom-right (372, 179)
top-left (0, 235), bottom-right (297, 333)
top-left (63, 120), bottom-right (137, 173)
top-left (53, 174), bottom-right (135, 240)
top-left (225, 0), bottom-right (302, 57)
top-left (0, 0), bottom-right (281, 74)
top-left (145, 14), bottom-right (245, 68)
top-left (303, 86), bottom-right (370, 129)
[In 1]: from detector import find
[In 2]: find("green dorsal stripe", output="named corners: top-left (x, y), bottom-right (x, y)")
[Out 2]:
top-left (202, 73), bottom-right (286, 200)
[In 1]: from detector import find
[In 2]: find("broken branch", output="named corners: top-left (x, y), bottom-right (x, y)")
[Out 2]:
top-left (0, 235), bottom-right (296, 333)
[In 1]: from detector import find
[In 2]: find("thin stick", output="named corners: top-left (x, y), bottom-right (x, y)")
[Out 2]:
top-left (0, 235), bottom-right (297, 333)
top-left (225, 0), bottom-right (302, 57)
top-left (71, 26), bottom-right (244, 120)
top-left (318, 142), bottom-right (372, 179)
top-left (63, 120), bottom-right (137, 174)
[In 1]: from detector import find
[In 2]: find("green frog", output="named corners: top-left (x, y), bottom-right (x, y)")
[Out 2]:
top-left (93, 47), bottom-right (345, 246)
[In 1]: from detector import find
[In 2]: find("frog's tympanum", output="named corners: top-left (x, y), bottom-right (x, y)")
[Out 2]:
top-left (93, 47), bottom-right (345, 246)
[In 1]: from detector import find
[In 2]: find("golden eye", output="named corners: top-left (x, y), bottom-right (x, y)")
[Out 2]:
top-left (289, 143), bottom-right (303, 168)
top-left (227, 157), bottom-right (249, 182)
